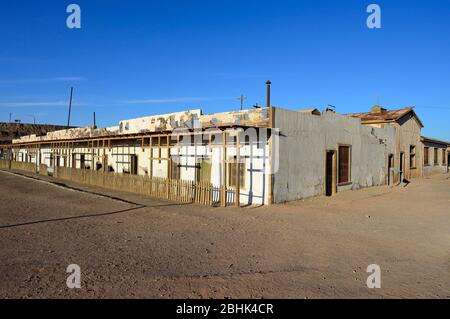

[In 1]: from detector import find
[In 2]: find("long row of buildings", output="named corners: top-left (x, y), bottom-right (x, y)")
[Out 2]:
top-left (0, 88), bottom-right (448, 206)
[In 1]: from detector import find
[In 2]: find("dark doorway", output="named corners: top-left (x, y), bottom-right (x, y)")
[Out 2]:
top-left (325, 150), bottom-right (336, 196)
top-left (103, 155), bottom-right (108, 172)
top-left (130, 154), bottom-right (138, 175)
top-left (388, 154), bottom-right (394, 186)
top-left (399, 152), bottom-right (404, 183)
top-left (447, 153), bottom-right (450, 172)
top-left (80, 154), bottom-right (85, 169)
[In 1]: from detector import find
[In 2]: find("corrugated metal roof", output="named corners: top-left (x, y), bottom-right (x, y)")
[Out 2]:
top-left (421, 136), bottom-right (450, 146)
top-left (347, 107), bottom-right (424, 127)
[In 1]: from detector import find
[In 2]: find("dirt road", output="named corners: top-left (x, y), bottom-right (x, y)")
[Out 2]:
top-left (0, 170), bottom-right (449, 298)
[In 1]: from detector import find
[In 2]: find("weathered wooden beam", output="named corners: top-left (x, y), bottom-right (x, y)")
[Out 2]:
top-left (221, 130), bottom-right (227, 207)
top-left (235, 130), bottom-right (240, 208)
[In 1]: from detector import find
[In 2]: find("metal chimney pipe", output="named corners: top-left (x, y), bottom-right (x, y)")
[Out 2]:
top-left (266, 80), bottom-right (271, 107)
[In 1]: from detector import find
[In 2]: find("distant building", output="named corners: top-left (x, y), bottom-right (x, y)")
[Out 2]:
top-left (421, 136), bottom-right (449, 175)
top-left (348, 106), bottom-right (424, 183)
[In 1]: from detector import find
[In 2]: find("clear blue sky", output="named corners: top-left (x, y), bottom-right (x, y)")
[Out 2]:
top-left (0, 0), bottom-right (449, 140)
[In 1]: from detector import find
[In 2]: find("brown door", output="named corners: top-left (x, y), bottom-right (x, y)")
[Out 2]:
top-left (388, 154), bottom-right (394, 185)
top-left (399, 152), bottom-right (404, 182)
top-left (325, 151), bottom-right (335, 196)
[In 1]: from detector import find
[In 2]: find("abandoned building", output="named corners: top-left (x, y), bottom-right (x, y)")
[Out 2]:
top-left (272, 108), bottom-right (395, 202)
top-left (421, 136), bottom-right (449, 176)
top-left (0, 105), bottom-right (400, 206)
top-left (0, 89), bottom-right (448, 206)
top-left (348, 106), bottom-right (425, 183)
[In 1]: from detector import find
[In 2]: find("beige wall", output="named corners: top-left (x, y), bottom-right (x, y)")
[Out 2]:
top-left (362, 114), bottom-right (423, 182)
top-left (273, 108), bottom-right (396, 203)
top-left (394, 114), bottom-right (423, 181)
top-left (423, 141), bottom-right (448, 176)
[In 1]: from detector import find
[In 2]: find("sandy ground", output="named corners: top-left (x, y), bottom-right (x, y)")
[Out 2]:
top-left (0, 169), bottom-right (449, 299)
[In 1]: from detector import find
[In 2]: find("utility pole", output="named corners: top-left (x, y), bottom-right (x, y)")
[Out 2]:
top-left (25, 114), bottom-right (36, 124)
top-left (236, 95), bottom-right (247, 111)
top-left (67, 87), bottom-right (74, 128)
top-left (93, 112), bottom-right (96, 128)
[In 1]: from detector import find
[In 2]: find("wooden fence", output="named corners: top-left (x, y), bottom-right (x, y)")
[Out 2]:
top-left (0, 160), bottom-right (36, 173)
top-left (56, 167), bottom-right (220, 206)
top-left (10, 161), bottom-right (37, 173)
top-left (0, 159), bottom-right (10, 170)
top-left (0, 161), bottom-right (229, 207)
top-left (39, 164), bottom-right (48, 176)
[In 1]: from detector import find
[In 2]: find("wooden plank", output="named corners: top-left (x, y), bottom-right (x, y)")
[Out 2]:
top-left (235, 131), bottom-right (240, 208)
top-left (221, 130), bottom-right (227, 207)
top-left (268, 106), bottom-right (274, 205)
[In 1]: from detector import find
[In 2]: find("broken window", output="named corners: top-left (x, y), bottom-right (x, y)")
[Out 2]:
top-left (434, 148), bottom-right (438, 165)
top-left (443, 149), bottom-right (447, 166)
top-left (409, 145), bottom-right (416, 169)
top-left (424, 147), bottom-right (429, 166)
top-left (338, 145), bottom-right (351, 185)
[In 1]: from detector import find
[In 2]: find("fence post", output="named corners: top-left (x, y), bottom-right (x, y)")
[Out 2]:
top-left (235, 130), bottom-right (240, 208)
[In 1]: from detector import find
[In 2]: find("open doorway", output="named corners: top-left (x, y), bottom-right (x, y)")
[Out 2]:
top-left (388, 154), bottom-right (394, 186)
top-left (325, 150), bottom-right (336, 196)
top-left (80, 154), bottom-right (85, 169)
top-left (447, 152), bottom-right (450, 173)
top-left (399, 152), bottom-right (404, 184)
top-left (130, 154), bottom-right (138, 175)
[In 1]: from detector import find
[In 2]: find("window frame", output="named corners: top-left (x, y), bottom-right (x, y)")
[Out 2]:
top-left (434, 148), bottom-right (439, 165)
top-left (171, 156), bottom-right (181, 180)
top-left (227, 156), bottom-right (246, 189)
top-left (338, 144), bottom-right (352, 186)
top-left (197, 158), bottom-right (212, 183)
top-left (409, 145), bottom-right (416, 169)
top-left (424, 146), bottom-right (429, 166)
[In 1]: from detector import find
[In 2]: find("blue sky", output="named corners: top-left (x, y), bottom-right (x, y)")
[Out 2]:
top-left (0, 0), bottom-right (449, 140)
